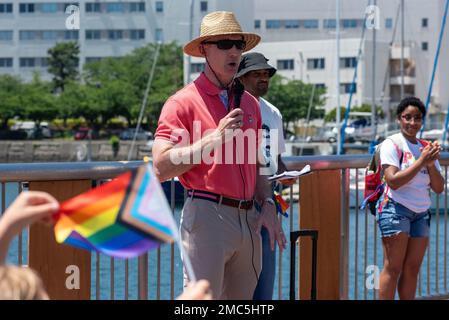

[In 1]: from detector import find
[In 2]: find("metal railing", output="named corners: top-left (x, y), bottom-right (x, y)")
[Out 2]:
top-left (285, 153), bottom-right (449, 300)
top-left (1, 154), bottom-right (448, 300)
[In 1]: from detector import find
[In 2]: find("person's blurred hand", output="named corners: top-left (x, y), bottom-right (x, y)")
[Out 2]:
top-left (1, 191), bottom-right (59, 235)
top-left (255, 201), bottom-right (287, 252)
top-left (176, 280), bottom-right (213, 300)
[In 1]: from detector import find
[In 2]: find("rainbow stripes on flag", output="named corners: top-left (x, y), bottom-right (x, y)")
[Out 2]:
top-left (54, 165), bottom-right (176, 258)
top-left (274, 192), bottom-right (289, 218)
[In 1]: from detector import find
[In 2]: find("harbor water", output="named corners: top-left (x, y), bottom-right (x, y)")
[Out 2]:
top-left (3, 182), bottom-right (448, 300)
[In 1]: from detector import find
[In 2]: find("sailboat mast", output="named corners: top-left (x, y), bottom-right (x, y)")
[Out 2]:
top-left (336, 0), bottom-right (341, 154)
top-left (400, 0), bottom-right (405, 99)
top-left (372, 0), bottom-right (377, 145)
top-left (185, 0), bottom-right (195, 85)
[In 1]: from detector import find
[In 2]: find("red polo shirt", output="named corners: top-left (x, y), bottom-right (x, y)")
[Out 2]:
top-left (155, 73), bottom-right (261, 200)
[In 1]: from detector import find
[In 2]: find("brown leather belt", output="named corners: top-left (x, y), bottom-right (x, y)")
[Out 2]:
top-left (187, 189), bottom-right (254, 210)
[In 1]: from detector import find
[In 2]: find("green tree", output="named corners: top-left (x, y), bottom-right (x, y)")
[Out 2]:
top-left (83, 42), bottom-right (183, 131)
top-left (59, 82), bottom-right (106, 130)
top-left (21, 74), bottom-right (57, 125)
top-left (352, 104), bottom-right (385, 119)
top-left (0, 75), bottom-right (24, 129)
top-left (324, 107), bottom-right (347, 122)
top-left (100, 79), bottom-right (140, 127)
top-left (47, 41), bottom-right (80, 92)
top-left (324, 104), bottom-right (384, 122)
top-left (265, 75), bottom-right (326, 131)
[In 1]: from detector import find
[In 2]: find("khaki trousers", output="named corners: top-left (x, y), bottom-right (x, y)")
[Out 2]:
top-left (180, 197), bottom-right (262, 300)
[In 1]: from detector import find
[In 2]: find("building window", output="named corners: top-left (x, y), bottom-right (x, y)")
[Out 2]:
top-left (303, 19), bottom-right (319, 29)
top-left (277, 59), bottom-right (294, 70)
top-left (64, 3), bottom-right (80, 12)
top-left (422, 18), bottom-right (428, 28)
top-left (19, 3), bottom-right (35, 13)
top-left (108, 30), bottom-right (123, 40)
top-left (340, 83), bottom-right (357, 94)
top-left (307, 58), bottom-right (325, 70)
top-left (0, 58), bottom-right (13, 67)
top-left (266, 20), bottom-right (281, 29)
top-left (285, 20), bottom-right (300, 29)
top-left (20, 57), bottom-right (48, 68)
top-left (191, 63), bottom-right (205, 73)
top-left (20, 58), bottom-right (36, 67)
top-left (41, 3), bottom-right (58, 13)
top-left (20, 31), bottom-right (37, 40)
top-left (385, 18), bottom-right (393, 29)
top-left (155, 28), bottom-right (164, 42)
top-left (315, 83), bottom-right (326, 90)
top-left (40, 58), bottom-right (48, 68)
top-left (340, 57), bottom-right (357, 68)
top-left (200, 1), bottom-right (207, 12)
top-left (130, 29), bottom-right (145, 40)
top-left (86, 2), bottom-right (101, 12)
top-left (155, 1), bottom-right (163, 13)
top-left (422, 41), bottom-right (428, 51)
top-left (130, 2), bottom-right (145, 12)
top-left (65, 30), bottom-right (79, 40)
top-left (254, 20), bottom-right (261, 29)
top-left (0, 3), bottom-right (13, 13)
top-left (0, 31), bottom-right (13, 41)
top-left (106, 3), bottom-right (124, 12)
top-left (42, 30), bottom-right (58, 40)
top-left (86, 30), bottom-right (101, 40)
top-left (342, 19), bottom-right (358, 28)
top-left (323, 19), bottom-right (336, 29)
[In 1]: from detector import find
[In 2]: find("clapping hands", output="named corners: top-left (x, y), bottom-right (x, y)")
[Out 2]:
top-left (419, 140), bottom-right (442, 167)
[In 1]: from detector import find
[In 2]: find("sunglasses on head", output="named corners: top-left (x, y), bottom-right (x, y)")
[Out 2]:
top-left (202, 39), bottom-right (246, 50)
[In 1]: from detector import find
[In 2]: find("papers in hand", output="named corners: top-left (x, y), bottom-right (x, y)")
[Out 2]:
top-left (268, 165), bottom-right (311, 182)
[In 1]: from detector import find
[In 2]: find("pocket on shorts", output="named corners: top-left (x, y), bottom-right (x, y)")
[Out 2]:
top-left (377, 200), bottom-right (407, 234)
top-left (246, 208), bottom-right (260, 233)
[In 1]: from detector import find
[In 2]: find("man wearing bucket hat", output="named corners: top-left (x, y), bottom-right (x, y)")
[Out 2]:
top-left (237, 52), bottom-right (292, 300)
top-left (153, 11), bottom-right (286, 299)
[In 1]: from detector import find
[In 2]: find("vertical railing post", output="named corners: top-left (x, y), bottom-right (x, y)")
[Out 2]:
top-left (299, 170), bottom-right (343, 299)
top-left (138, 253), bottom-right (148, 300)
top-left (28, 180), bottom-right (91, 300)
top-left (340, 168), bottom-right (350, 299)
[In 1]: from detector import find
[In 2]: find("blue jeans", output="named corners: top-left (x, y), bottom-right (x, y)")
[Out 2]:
top-left (376, 197), bottom-right (430, 238)
top-left (253, 226), bottom-right (276, 300)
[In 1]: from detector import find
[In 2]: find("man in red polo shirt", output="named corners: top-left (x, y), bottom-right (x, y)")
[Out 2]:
top-left (152, 11), bottom-right (286, 300)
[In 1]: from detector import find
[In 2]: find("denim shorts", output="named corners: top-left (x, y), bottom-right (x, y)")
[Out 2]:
top-left (376, 197), bottom-right (431, 238)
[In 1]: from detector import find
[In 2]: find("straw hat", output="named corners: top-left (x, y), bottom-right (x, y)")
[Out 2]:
top-left (183, 11), bottom-right (261, 58)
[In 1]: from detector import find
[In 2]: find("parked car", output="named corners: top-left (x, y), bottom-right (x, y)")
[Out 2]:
top-left (10, 121), bottom-right (52, 139)
top-left (120, 128), bottom-right (152, 140)
top-left (74, 128), bottom-right (99, 140)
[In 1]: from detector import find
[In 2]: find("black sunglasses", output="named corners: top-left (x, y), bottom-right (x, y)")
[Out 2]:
top-left (202, 39), bottom-right (246, 50)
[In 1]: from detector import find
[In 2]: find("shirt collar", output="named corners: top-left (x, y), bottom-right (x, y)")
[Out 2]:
top-left (194, 72), bottom-right (227, 96)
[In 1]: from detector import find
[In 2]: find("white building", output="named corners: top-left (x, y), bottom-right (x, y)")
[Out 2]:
top-left (0, 0), bottom-right (254, 81)
top-left (188, 37), bottom-right (391, 115)
top-left (187, 0), bottom-right (449, 124)
top-left (253, 0), bottom-right (449, 124)
top-left (1, 0), bottom-right (448, 123)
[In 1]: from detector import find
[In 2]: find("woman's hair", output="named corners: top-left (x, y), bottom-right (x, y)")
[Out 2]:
top-left (0, 265), bottom-right (49, 300)
top-left (396, 96), bottom-right (426, 118)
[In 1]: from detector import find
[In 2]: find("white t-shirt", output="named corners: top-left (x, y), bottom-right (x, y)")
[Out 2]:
top-left (380, 134), bottom-right (441, 212)
top-left (259, 97), bottom-right (286, 176)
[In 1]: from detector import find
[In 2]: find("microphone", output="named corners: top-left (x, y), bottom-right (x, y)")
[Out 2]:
top-left (232, 79), bottom-right (245, 111)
